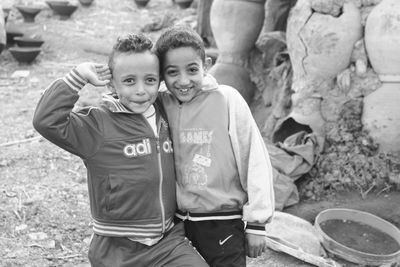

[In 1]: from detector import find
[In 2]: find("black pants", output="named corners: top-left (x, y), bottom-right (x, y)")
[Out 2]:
top-left (183, 219), bottom-right (246, 267)
top-left (88, 222), bottom-right (208, 267)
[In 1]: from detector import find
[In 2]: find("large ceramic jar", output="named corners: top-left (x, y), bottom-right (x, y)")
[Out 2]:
top-left (287, 0), bottom-right (362, 95)
top-left (363, 0), bottom-right (400, 152)
top-left (209, 0), bottom-right (266, 103)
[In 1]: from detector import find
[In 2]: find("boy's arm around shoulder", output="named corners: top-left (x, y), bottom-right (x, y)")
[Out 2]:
top-left (33, 63), bottom-right (111, 158)
top-left (224, 85), bottom-right (275, 234)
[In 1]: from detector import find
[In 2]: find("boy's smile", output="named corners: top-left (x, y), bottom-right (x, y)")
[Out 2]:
top-left (112, 51), bottom-right (160, 113)
top-left (162, 47), bottom-right (205, 103)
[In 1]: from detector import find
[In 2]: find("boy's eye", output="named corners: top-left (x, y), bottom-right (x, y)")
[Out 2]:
top-left (123, 78), bottom-right (135, 84)
top-left (165, 69), bottom-right (178, 76)
top-left (188, 67), bottom-right (199, 74)
top-left (146, 77), bottom-right (158, 84)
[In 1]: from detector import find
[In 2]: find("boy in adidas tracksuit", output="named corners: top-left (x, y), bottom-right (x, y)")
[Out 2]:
top-left (33, 33), bottom-right (208, 267)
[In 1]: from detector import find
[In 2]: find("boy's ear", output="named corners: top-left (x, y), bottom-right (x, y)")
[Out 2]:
top-left (204, 57), bottom-right (212, 74)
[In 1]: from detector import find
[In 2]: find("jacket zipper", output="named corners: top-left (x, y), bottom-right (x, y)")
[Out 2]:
top-left (177, 104), bottom-right (183, 181)
top-left (142, 113), bottom-right (166, 234)
top-left (156, 119), bottom-right (166, 234)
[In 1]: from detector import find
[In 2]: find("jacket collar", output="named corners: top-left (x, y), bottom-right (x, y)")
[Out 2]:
top-left (101, 93), bottom-right (134, 114)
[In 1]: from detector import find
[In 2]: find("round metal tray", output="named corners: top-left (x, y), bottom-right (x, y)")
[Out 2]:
top-left (314, 208), bottom-right (400, 266)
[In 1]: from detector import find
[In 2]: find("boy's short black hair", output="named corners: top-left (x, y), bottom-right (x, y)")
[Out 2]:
top-left (108, 33), bottom-right (155, 72)
top-left (154, 25), bottom-right (206, 67)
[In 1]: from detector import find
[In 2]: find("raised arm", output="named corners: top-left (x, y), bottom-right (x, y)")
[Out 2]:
top-left (33, 63), bottom-right (111, 158)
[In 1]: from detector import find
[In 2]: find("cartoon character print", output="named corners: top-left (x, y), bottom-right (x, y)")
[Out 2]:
top-left (183, 163), bottom-right (208, 188)
top-left (180, 129), bottom-right (213, 189)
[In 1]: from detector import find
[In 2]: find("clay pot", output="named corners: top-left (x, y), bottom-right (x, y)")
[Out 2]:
top-left (49, 3), bottom-right (78, 20)
top-left (15, 5), bottom-right (42, 23)
top-left (363, 0), bottom-right (400, 152)
top-left (78, 0), bottom-right (94, 7)
top-left (9, 47), bottom-right (41, 63)
top-left (274, 96), bottom-right (325, 149)
top-left (14, 36), bottom-right (44, 47)
top-left (134, 0), bottom-right (150, 8)
top-left (286, 1), bottom-right (362, 93)
top-left (45, 1), bottom-right (70, 9)
top-left (175, 0), bottom-right (193, 9)
top-left (209, 0), bottom-right (266, 103)
top-left (365, 0), bottom-right (400, 82)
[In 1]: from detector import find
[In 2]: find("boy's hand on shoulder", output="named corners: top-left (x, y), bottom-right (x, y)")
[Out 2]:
top-left (75, 62), bottom-right (111, 87)
top-left (245, 233), bottom-right (267, 258)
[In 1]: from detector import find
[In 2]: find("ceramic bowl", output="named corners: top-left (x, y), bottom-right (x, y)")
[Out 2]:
top-left (175, 0), bottom-right (193, 9)
top-left (15, 5), bottom-right (42, 23)
top-left (9, 47), bottom-right (41, 63)
top-left (14, 36), bottom-right (44, 47)
top-left (49, 3), bottom-right (78, 20)
top-left (134, 0), bottom-right (150, 8)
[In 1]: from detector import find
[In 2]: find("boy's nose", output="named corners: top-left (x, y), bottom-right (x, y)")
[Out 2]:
top-left (178, 74), bottom-right (190, 86)
top-left (136, 82), bottom-right (146, 95)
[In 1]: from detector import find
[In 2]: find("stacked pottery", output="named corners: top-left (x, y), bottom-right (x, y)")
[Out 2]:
top-left (363, 0), bottom-right (400, 152)
top-left (209, 0), bottom-right (266, 103)
top-left (7, 31), bottom-right (43, 63)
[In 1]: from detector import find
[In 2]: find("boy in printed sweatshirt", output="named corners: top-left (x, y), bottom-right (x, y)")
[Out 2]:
top-left (155, 26), bottom-right (275, 266)
top-left (33, 33), bottom-right (208, 267)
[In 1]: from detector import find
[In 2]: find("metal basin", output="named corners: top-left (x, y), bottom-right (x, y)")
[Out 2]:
top-left (315, 208), bottom-right (400, 266)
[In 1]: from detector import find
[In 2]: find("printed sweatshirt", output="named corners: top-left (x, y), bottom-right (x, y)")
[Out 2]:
top-left (33, 69), bottom-right (176, 242)
top-left (158, 75), bottom-right (275, 235)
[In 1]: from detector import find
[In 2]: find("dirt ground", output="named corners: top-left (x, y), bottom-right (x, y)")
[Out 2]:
top-left (0, 0), bottom-right (399, 266)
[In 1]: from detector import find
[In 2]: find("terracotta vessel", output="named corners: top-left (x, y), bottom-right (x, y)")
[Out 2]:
top-left (15, 5), bottom-right (42, 23)
top-left (45, 1), bottom-right (70, 9)
top-left (209, 0), bottom-right (266, 103)
top-left (49, 3), bottom-right (78, 20)
top-left (134, 0), bottom-right (150, 8)
top-left (79, 0), bottom-right (94, 7)
top-left (9, 47), bottom-right (41, 63)
top-left (14, 36), bottom-right (44, 47)
top-left (286, 0), bottom-right (362, 94)
top-left (363, 0), bottom-right (400, 152)
top-left (175, 0), bottom-right (193, 9)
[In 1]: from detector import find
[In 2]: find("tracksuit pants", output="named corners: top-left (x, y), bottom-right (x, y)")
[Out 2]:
top-left (183, 219), bottom-right (246, 267)
top-left (88, 222), bottom-right (208, 267)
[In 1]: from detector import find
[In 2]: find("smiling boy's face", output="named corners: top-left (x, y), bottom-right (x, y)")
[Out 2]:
top-left (162, 46), bottom-right (206, 103)
top-left (111, 51), bottom-right (160, 114)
